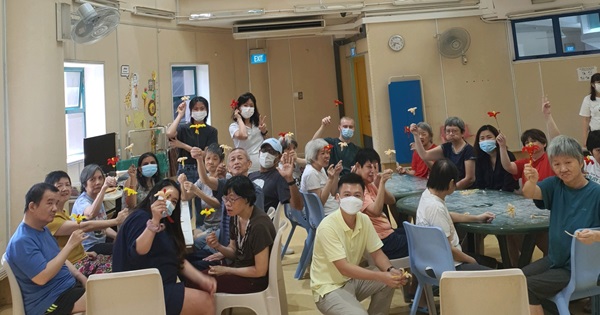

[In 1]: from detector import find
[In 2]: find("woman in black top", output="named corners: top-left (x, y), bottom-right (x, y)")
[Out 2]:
top-left (474, 125), bottom-right (519, 192)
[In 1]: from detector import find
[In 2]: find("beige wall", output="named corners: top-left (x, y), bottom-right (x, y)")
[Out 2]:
top-left (362, 16), bottom-right (517, 154)
top-left (0, 0), bottom-right (6, 253)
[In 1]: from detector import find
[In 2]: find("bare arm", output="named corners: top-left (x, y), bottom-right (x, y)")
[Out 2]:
top-left (135, 200), bottom-right (165, 255)
top-left (166, 102), bottom-right (186, 138)
top-left (542, 97), bottom-right (560, 141)
top-left (333, 254), bottom-right (406, 288)
top-left (32, 230), bottom-right (86, 285)
top-left (450, 242), bottom-right (477, 264)
top-left (231, 110), bottom-right (248, 140)
top-left (363, 170), bottom-right (395, 217)
top-left (211, 239), bottom-right (237, 260)
top-left (456, 160), bottom-right (475, 190)
top-left (449, 211), bottom-right (495, 223)
top-left (583, 116), bottom-right (591, 145)
top-left (216, 247), bottom-right (269, 278)
top-left (522, 164), bottom-right (543, 200)
top-left (83, 176), bottom-right (116, 219)
top-left (183, 181), bottom-right (221, 208)
top-left (409, 124), bottom-right (444, 162)
top-left (55, 215), bottom-right (123, 236)
top-left (312, 116), bottom-right (331, 140)
top-left (278, 153), bottom-right (304, 210)
top-left (496, 133), bottom-right (518, 175)
top-left (192, 148), bottom-right (219, 191)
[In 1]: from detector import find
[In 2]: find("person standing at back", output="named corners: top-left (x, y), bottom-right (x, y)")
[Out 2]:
top-left (312, 115), bottom-right (360, 176)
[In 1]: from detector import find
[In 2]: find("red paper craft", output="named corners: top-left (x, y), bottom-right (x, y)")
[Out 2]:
top-left (107, 157), bottom-right (119, 168)
top-left (230, 99), bottom-right (238, 110)
top-left (585, 155), bottom-right (595, 165)
top-left (487, 111), bottom-right (501, 130)
top-left (521, 144), bottom-right (539, 164)
top-left (334, 100), bottom-right (343, 106)
top-left (323, 144), bottom-right (333, 152)
top-left (278, 132), bottom-right (287, 138)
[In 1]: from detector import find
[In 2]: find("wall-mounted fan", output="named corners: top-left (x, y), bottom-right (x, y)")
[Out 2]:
top-left (56, 3), bottom-right (120, 45)
top-left (437, 27), bottom-right (471, 65)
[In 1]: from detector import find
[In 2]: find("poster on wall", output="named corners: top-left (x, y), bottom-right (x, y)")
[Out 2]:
top-left (131, 73), bottom-right (139, 110)
top-left (578, 66), bottom-right (597, 82)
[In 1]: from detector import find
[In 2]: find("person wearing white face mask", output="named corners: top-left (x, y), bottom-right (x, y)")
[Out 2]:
top-left (230, 92), bottom-right (268, 173)
top-left (248, 138), bottom-right (304, 212)
top-left (579, 73), bottom-right (600, 145)
top-left (312, 115), bottom-right (361, 176)
top-left (311, 173), bottom-right (409, 315)
top-left (474, 125), bottom-right (518, 192)
top-left (167, 96), bottom-right (218, 226)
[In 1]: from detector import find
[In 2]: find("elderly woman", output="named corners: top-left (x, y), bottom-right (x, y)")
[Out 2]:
top-left (205, 175), bottom-right (276, 293)
top-left (45, 171), bottom-right (127, 276)
top-left (398, 122), bottom-right (436, 178)
top-left (522, 135), bottom-right (600, 315)
top-left (71, 164), bottom-right (118, 255)
top-left (300, 138), bottom-right (342, 216)
top-left (113, 179), bottom-right (216, 315)
top-left (410, 117), bottom-right (476, 189)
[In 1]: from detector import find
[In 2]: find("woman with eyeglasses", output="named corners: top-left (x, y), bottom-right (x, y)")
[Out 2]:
top-left (229, 92), bottom-right (268, 173)
top-left (123, 152), bottom-right (163, 209)
top-left (410, 117), bottom-right (476, 189)
top-left (113, 179), bottom-right (216, 315)
top-left (205, 175), bottom-right (276, 293)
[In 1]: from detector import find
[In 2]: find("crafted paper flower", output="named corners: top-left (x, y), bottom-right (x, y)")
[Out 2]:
top-left (200, 208), bottom-right (216, 216)
top-left (384, 149), bottom-right (396, 156)
top-left (404, 126), bottom-right (410, 134)
top-left (407, 107), bottom-right (417, 115)
top-left (70, 214), bottom-right (87, 224)
top-left (177, 157), bottom-right (188, 166)
top-left (230, 99), bottom-right (238, 110)
top-left (585, 155), bottom-right (595, 165)
top-left (323, 144), bottom-right (333, 152)
top-left (506, 203), bottom-right (516, 218)
top-left (334, 99), bottom-right (343, 106)
top-left (338, 142), bottom-right (348, 151)
top-left (487, 111), bottom-right (500, 118)
top-left (220, 144), bottom-right (232, 152)
top-left (123, 187), bottom-right (137, 196)
top-left (154, 189), bottom-right (174, 223)
top-left (124, 143), bottom-right (134, 152)
top-left (181, 96), bottom-right (190, 101)
top-left (278, 132), bottom-right (287, 138)
top-left (521, 143), bottom-right (539, 163)
top-left (107, 157), bottom-right (119, 168)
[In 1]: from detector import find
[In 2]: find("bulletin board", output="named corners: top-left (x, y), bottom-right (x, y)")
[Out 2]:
top-left (388, 77), bottom-right (425, 164)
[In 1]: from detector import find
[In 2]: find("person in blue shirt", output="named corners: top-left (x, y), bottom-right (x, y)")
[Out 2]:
top-left (5, 183), bottom-right (88, 315)
top-left (522, 135), bottom-right (600, 315)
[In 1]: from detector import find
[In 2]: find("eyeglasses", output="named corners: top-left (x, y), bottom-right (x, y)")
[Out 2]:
top-left (445, 129), bottom-right (461, 135)
top-left (222, 195), bottom-right (243, 204)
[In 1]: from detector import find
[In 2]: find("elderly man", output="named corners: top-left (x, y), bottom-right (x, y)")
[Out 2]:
top-left (249, 138), bottom-right (303, 211)
top-left (522, 135), bottom-right (600, 315)
top-left (313, 115), bottom-right (361, 176)
top-left (311, 173), bottom-right (408, 315)
top-left (5, 183), bottom-right (88, 315)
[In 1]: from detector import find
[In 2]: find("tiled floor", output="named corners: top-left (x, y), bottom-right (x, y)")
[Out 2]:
top-left (228, 215), bottom-right (591, 315)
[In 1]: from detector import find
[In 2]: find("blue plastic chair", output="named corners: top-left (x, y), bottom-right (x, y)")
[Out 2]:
top-left (403, 222), bottom-right (456, 315)
top-left (294, 192), bottom-right (325, 279)
top-left (281, 203), bottom-right (310, 259)
top-left (550, 227), bottom-right (600, 315)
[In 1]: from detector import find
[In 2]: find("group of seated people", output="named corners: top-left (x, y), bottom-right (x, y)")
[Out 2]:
top-left (5, 91), bottom-right (600, 315)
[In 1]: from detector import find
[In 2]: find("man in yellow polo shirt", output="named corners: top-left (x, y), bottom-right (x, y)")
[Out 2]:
top-left (311, 173), bottom-right (409, 315)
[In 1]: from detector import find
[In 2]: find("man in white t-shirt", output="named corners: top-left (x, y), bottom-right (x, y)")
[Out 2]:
top-left (415, 158), bottom-right (494, 269)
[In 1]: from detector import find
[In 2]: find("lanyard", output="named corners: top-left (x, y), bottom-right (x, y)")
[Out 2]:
top-left (236, 216), bottom-right (250, 254)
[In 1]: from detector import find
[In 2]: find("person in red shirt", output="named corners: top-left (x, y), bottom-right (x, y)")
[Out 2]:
top-left (397, 122), bottom-right (436, 178)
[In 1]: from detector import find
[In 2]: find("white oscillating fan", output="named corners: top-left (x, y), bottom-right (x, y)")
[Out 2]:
top-left (70, 3), bottom-right (120, 45)
top-left (437, 27), bottom-right (471, 64)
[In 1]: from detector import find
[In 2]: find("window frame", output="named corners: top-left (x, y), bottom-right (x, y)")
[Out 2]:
top-left (511, 9), bottom-right (600, 61)
top-left (172, 66), bottom-right (197, 119)
top-left (64, 67), bottom-right (86, 159)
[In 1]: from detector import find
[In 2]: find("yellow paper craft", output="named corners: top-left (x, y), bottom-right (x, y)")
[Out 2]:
top-left (177, 157), bottom-right (188, 166)
top-left (200, 208), bottom-right (216, 216)
top-left (220, 144), bottom-right (232, 152)
top-left (181, 96), bottom-right (190, 101)
top-left (338, 142), bottom-right (348, 151)
top-left (506, 203), bottom-right (515, 218)
top-left (408, 107), bottom-right (417, 115)
top-left (70, 214), bottom-right (87, 224)
top-left (154, 189), bottom-right (171, 200)
top-left (124, 143), bottom-right (134, 152)
top-left (384, 149), bottom-right (396, 156)
top-left (123, 187), bottom-right (137, 196)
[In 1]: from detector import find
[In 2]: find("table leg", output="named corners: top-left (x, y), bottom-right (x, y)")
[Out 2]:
top-left (495, 235), bottom-right (513, 269)
top-left (518, 234), bottom-right (537, 268)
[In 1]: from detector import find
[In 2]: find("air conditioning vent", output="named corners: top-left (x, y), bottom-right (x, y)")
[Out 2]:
top-left (233, 18), bottom-right (326, 39)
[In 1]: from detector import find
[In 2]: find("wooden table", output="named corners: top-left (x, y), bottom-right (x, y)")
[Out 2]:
top-left (396, 189), bottom-right (549, 268)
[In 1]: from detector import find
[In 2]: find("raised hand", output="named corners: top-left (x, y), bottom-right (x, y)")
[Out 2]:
top-left (258, 115), bottom-right (268, 133)
top-left (496, 132), bottom-right (507, 148)
top-left (66, 229), bottom-right (88, 249)
top-left (541, 95), bottom-right (551, 116)
top-left (103, 176), bottom-right (117, 190)
top-left (523, 163), bottom-right (539, 184)
top-left (409, 123), bottom-right (419, 135)
top-left (190, 147), bottom-right (204, 160)
top-left (277, 152), bottom-right (294, 181)
top-left (150, 198), bottom-right (167, 220)
top-left (183, 181), bottom-right (198, 194)
top-left (321, 116), bottom-right (332, 126)
top-left (206, 231), bottom-right (219, 249)
top-left (176, 102), bottom-right (186, 116)
top-left (127, 164), bottom-right (136, 179)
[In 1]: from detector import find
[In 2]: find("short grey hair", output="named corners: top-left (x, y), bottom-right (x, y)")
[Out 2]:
top-left (229, 147), bottom-right (250, 161)
top-left (547, 135), bottom-right (583, 164)
top-left (305, 138), bottom-right (329, 164)
top-left (444, 117), bottom-right (465, 133)
top-left (417, 122), bottom-right (433, 139)
top-left (80, 164), bottom-right (104, 192)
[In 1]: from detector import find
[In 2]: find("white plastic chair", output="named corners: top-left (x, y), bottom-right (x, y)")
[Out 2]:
top-left (215, 220), bottom-right (289, 315)
top-left (440, 269), bottom-right (530, 315)
top-left (86, 268), bottom-right (165, 315)
top-left (1, 253), bottom-right (85, 315)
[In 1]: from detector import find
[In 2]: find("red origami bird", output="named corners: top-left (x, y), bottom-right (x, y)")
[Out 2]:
top-left (107, 157), bottom-right (119, 168)
top-left (334, 100), bottom-right (343, 107)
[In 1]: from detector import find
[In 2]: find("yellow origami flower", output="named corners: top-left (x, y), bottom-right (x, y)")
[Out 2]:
top-left (407, 107), bottom-right (417, 115)
top-left (219, 144), bottom-right (232, 152)
top-left (123, 187), bottom-right (137, 196)
top-left (181, 96), bottom-right (190, 101)
top-left (384, 149), bottom-right (396, 156)
top-left (70, 214), bottom-right (87, 224)
top-left (200, 208), bottom-right (216, 216)
top-left (177, 157), bottom-right (188, 166)
top-left (124, 143), bottom-right (134, 152)
top-left (338, 142), bottom-right (348, 151)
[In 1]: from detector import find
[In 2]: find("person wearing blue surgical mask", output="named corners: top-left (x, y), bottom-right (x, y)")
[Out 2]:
top-left (474, 125), bottom-right (518, 192)
top-left (312, 115), bottom-right (361, 176)
top-left (124, 152), bottom-right (163, 209)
